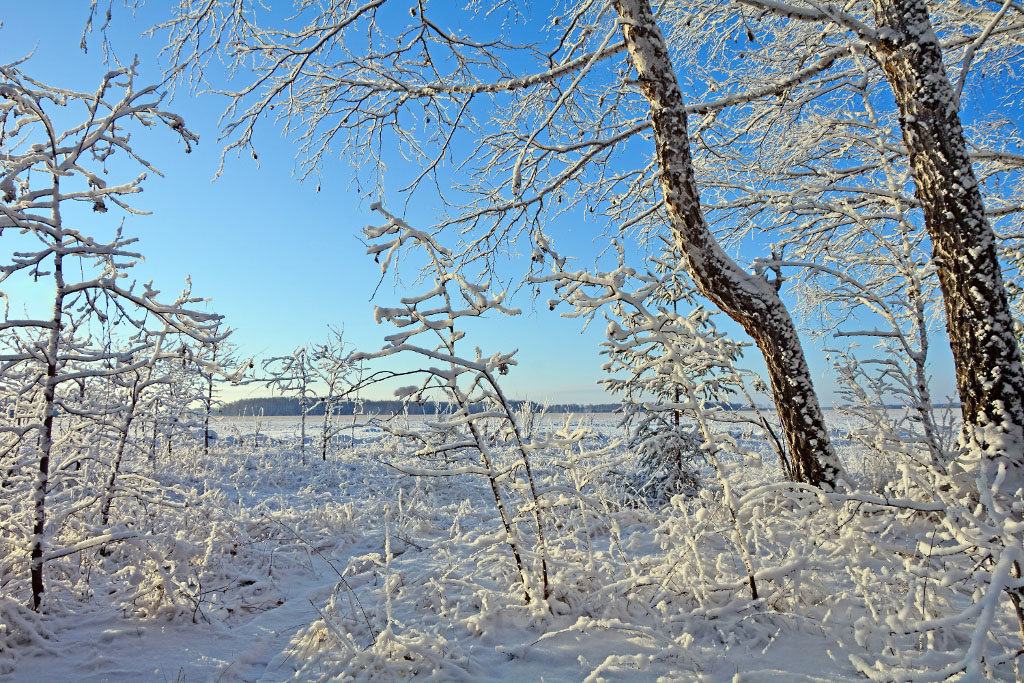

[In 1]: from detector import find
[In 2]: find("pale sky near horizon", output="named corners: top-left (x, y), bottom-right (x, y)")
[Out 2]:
top-left (1, 2), bottom-right (963, 407)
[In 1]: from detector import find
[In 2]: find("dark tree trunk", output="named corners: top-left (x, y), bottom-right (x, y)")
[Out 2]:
top-left (613, 0), bottom-right (843, 488)
top-left (204, 346), bottom-right (216, 456)
top-left (871, 0), bottom-right (1024, 488)
top-left (32, 251), bottom-right (64, 611)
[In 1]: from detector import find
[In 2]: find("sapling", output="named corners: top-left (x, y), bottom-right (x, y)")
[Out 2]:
top-left (354, 205), bottom-right (550, 604)
top-left (532, 234), bottom-right (764, 598)
top-left (0, 61), bottom-right (223, 609)
top-left (188, 323), bottom-right (243, 456)
top-left (263, 346), bottom-right (316, 463)
top-left (309, 326), bottom-right (355, 460)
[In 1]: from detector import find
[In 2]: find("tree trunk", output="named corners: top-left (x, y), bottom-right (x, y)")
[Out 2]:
top-left (102, 383), bottom-right (139, 527)
top-left (300, 397), bottom-right (307, 464)
top-left (31, 251), bottom-right (65, 610)
top-left (871, 0), bottom-right (1024, 489)
top-left (204, 346), bottom-right (216, 456)
top-left (613, 0), bottom-right (843, 488)
top-left (321, 400), bottom-right (330, 461)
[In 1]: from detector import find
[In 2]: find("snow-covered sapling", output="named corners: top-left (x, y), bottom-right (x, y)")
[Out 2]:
top-left (354, 205), bottom-right (550, 605)
top-left (0, 61), bottom-right (223, 610)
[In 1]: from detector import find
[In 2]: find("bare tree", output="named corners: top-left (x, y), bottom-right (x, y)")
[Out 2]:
top-left (610, 0), bottom-right (843, 486)
top-left (310, 326), bottom-right (354, 461)
top-left (188, 324), bottom-right (243, 456)
top-left (263, 347), bottom-right (316, 463)
top-left (100, 331), bottom-right (177, 527)
top-left (868, 0), bottom-right (1024, 490)
top-left (354, 205), bottom-right (550, 604)
top-left (0, 61), bottom-right (222, 609)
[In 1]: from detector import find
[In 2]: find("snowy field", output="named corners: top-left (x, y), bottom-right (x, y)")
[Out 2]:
top-left (2, 410), bottom-right (1020, 682)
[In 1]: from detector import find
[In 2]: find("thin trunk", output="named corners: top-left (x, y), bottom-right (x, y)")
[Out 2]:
top-left (150, 398), bottom-right (160, 467)
top-left (467, 419), bottom-right (533, 604)
top-left (487, 370), bottom-right (550, 602)
top-left (321, 399), bottom-right (330, 461)
top-left (613, 0), bottom-right (843, 488)
top-left (870, 0), bottom-right (1024, 489)
top-left (1010, 561), bottom-right (1024, 654)
top-left (204, 346), bottom-right (216, 456)
top-left (102, 383), bottom-right (139, 527)
top-left (300, 396), bottom-right (307, 464)
top-left (31, 252), bottom-right (64, 610)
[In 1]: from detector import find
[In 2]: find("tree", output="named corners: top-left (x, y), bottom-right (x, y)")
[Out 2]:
top-left (683, 48), bottom-right (954, 483)
top-left (188, 324), bottom-right (244, 456)
top-left (723, 0), bottom-right (1024, 489)
top-left (150, 0), bottom-right (845, 487)
top-left (534, 237), bottom-right (787, 500)
top-left (100, 330), bottom-right (178, 527)
top-left (263, 346), bottom-right (316, 463)
top-left (309, 327), bottom-right (354, 460)
top-left (0, 61), bottom-right (222, 609)
top-left (868, 0), bottom-right (1024, 490)
top-left (355, 205), bottom-right (551, 604)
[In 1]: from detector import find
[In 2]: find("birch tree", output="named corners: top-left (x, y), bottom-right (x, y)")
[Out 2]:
top-left (666, 0), bottom-right (1024, 490)
top-left (149, 0), bottom-right (847, 486)
top-left (868, 0), bottom-right (1024, 490)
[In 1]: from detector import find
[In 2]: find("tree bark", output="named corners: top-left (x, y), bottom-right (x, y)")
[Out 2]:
top-left (871, 0), bottom-right (1024, 488)
top-left (31, 250), bottom-right (64, 611)
top-left (613, 0), bottom-right (843, 488)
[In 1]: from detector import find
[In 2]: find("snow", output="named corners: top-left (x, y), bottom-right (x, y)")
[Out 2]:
top-left (2, 412), bottom-right (1022, 681)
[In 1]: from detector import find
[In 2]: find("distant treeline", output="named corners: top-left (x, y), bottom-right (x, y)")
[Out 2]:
top-left (217, 397), bottom-right (622, 417)
top-left (216, 396), bottom-right (930, 417)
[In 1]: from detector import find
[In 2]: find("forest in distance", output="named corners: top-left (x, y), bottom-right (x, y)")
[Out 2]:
top-left (222, 397), bottom-right (650, 417)
top-left (1, 0), bottom-right (1023, 680)
top-left (217, 397), bottom-right (954, 417)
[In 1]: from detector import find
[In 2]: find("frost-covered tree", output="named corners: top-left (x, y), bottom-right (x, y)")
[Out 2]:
top-left (99, 330), bottom-right (179, 527)
top-left (187, 326), bottom-right (245, 456)
top-left (263, 346), bottom-right (316, 462)
top-left (664, 0), bottom-right (1024, 491)
top-left (687, 54), bottom-right (955, 486)
top-left (601, 239), bottom-right (704, 423)
top-left (0, 61), bottom-right (222, 609)
top-left (310, 327), bottom-right (354, 460)
top-left (866, 0), bottom-right (1024, 490)
top-left (544, 238), bottom-right (743, 495)
top-left (533, 237), bottom-right (786, 495)
top-left (354, 205), bottom-right (552, 604)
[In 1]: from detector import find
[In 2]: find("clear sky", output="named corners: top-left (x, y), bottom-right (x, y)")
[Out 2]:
top-left (0, 2), bottom-right (962, 407)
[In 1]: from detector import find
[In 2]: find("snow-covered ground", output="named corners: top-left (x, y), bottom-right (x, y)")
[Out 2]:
top-left (2, 412), bottom-right (1020, 681)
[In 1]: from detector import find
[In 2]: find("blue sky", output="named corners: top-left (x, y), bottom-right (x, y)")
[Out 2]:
top-left (0, 2), bottom-right (962, 407)
top-left (0, 2), bottom-right (627, 404)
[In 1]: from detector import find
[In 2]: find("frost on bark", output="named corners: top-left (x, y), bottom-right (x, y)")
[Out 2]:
top-left (613, 0), bottom-right (843, 488)
top-left (870, 0), bottom-right (1024, 488)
